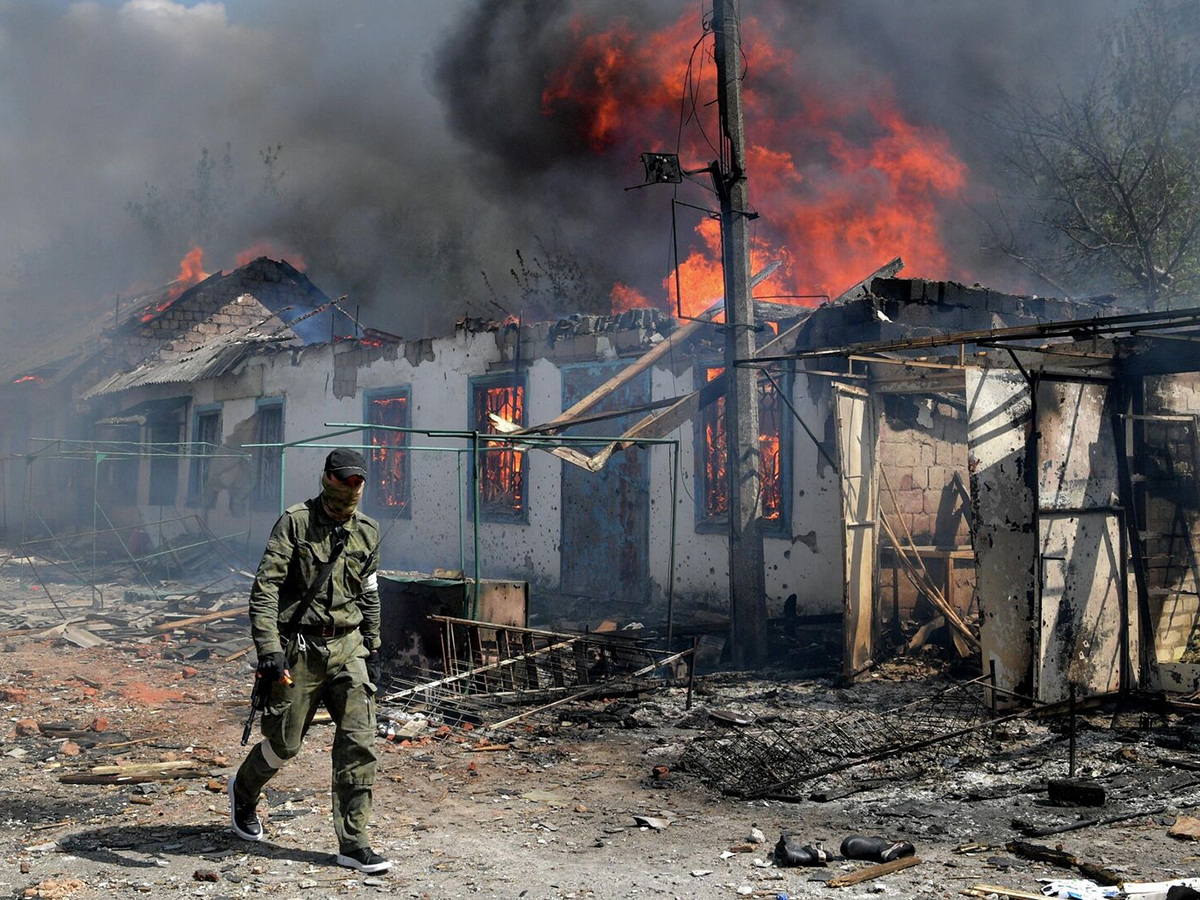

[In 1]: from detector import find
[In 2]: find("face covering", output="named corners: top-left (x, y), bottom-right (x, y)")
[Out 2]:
top-left (320, 472), bottom-right (363, 522)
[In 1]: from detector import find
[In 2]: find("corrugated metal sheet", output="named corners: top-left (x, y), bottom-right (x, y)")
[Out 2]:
top-left (80, 328), bottom-right (285, 399)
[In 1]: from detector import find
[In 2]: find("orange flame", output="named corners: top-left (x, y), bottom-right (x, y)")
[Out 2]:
top-left (141, 246), bottom-right (208, 322)
top-left (173, 246), bottom-right (207, 292)
top-left (476, 385), bottom-right (526, 512)
top-left (12, 374), bottom-right (44, 385)
top-left (701, 366), bottom-right (782, 521)
top-left (544, 11), bottom-right (969, 316)
top-left (610, 282), bottom-right (651, 313)
top-left (235, 241), bottom-right (307, 270)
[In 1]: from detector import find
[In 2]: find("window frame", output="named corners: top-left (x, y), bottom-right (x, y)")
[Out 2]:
top-left (188, 403), bottom-right (223, 507)
top-left (363, 386), bottom-right (413, 518)
top-left (691, 361), bottom-right (792, 537)
top-left (251, 397), bottom-right (285, 511)
top-left (468, 372), bottom-right (529, 524)
top-left (147, 400), bottom-right (188, 508)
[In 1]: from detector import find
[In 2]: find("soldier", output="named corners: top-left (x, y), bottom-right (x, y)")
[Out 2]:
top-left (229, 448), bottom-right (390, 874)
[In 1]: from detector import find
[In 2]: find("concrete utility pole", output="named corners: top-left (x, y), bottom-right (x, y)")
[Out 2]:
top-left (711, 0), bottom-right (768, 668)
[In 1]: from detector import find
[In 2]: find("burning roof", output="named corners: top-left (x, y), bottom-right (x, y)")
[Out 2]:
top-left (1, 256), bottom-right (334, 394)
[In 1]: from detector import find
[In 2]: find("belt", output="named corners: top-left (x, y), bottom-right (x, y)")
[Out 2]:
top-left (286, 624), bottom-right (358, 639)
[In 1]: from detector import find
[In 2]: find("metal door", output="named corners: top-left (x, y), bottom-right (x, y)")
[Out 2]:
top-left (559, 362), bottom-right (651, 607)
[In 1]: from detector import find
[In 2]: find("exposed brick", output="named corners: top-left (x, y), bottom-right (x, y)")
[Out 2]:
top-left (928, 465), bottom-right (953, 489)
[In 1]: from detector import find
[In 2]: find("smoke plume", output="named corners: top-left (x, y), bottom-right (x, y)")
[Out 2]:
top-left (0, 0), bottom-right (1133, 343)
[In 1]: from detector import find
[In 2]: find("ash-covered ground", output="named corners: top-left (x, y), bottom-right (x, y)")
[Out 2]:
top-left (0, 567), bottom-right (1198, 899)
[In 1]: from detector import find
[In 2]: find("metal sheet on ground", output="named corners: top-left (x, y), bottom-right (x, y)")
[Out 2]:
top-left (834, 384), bottom-right (879, 679)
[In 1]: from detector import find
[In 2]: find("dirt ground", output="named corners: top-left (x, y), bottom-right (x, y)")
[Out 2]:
top-left (2, 631), bottom-right (1200, 900)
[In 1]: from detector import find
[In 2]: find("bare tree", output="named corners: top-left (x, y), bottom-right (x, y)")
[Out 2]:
top-left (989, 0), bottom-right (1200, 307)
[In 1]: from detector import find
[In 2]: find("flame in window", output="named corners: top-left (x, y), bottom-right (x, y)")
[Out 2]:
top-left (475, 384), bottom-right (525, 513)
top-left (701, 367), bottom-right (782, 521)
top-left (368, 395), bottom-right (409, 511)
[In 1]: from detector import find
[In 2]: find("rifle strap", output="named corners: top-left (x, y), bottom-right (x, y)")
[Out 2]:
top-left (280, 526), bottom-right (348, 639)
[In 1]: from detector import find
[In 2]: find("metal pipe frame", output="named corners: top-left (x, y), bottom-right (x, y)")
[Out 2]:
top-left (246, 424), bottom-right (682, 649)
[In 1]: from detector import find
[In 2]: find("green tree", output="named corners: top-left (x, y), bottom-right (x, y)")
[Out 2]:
top-left (989, 0), bottom-right (1200, 307)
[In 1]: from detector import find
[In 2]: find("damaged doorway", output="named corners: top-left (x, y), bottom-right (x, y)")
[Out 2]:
top-left (834, 384), bottom-right (880, 679)
top-left (1034, 376), bottom-right (1128, 701)
top-left (559, 362), bottom-right (650, 610)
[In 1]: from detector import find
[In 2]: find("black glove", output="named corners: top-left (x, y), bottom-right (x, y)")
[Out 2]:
top-left (256, 651), bottom-right (289, 684)
top-left (366, 652), bottom-right (382, 694)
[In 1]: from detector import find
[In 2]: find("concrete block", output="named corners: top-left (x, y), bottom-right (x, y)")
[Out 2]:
top-left (896, 490), bottom-right (925, 514)
top-left (919, 443), bottom-right (936, 467)
top-left (885, 443), bottom-right (920, 469)
top-left (928, 465), bottom-right (953, 489)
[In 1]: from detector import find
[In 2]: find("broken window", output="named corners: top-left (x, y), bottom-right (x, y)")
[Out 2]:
top-left (696, 365), bottom-right (787, 529)
top-left (365, 389), bottom-right (411, 516)
top-left (95, 422), bottom-right (139, 507)
top-left (188, 407), bottom-right (222, 506)
top-left (471, 377), bottom-right (526, 520)
top-left (252, 401), bottom-right (284, 509)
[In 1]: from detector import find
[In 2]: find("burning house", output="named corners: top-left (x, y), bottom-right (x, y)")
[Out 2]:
top-left (11, 248), bottom-right (1200, 707)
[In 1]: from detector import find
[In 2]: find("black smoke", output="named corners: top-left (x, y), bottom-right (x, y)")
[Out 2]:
top-left (0, 0), bottom-right (1133, 346)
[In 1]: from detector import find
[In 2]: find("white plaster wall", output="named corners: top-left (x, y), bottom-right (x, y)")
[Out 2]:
top-left (100, 329), bottom-right (850, 620)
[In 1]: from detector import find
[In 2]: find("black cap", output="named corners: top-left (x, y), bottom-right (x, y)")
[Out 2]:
top-left (324, 448), bottom-right (367, 479)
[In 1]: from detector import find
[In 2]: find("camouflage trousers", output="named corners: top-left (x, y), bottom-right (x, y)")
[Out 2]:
top-left (234, 630), bottom-right (378, 852)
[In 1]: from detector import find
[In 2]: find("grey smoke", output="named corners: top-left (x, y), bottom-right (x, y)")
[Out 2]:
top-left (0, 0), bottom-right (1132, 344)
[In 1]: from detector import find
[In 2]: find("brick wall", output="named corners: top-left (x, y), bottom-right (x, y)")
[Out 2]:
top-left (1143, 374), bottom-right (1200, 662)
top-left (877, 396), bottom-right (975, 622)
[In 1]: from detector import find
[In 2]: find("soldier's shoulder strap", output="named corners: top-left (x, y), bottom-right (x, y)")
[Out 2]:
top-left (282, 526), bottom-right (350, 634)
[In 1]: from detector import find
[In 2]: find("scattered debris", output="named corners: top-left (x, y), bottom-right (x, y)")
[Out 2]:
top-left (1169, 815), bottom-right (1200, 841)
top-left (21, 879), bottom-right (85, 899)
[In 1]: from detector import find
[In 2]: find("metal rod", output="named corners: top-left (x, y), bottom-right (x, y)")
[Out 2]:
top-left (278, 446), bottom-right (287, 517)
top-left (471, 430), bottom-right (481, 621)
top-left (1069, 683), bottom-right (1077, 778)
top-left (686, 636), bottom-right (699, 710)
top-left (320, 422), bottom-right (682, 445)
top-left (743, 306), bottom-right (1200, 364)
top-left (989, 658), bottom-right (998, 713)
top-left (93, 501), bottom-right (162, 604)
top-left (92, 454), bottom-right (101, 608)
top-left (457, 451), bottom-right (465, 579)
top-left (665, 441), bottom-right (679, 653)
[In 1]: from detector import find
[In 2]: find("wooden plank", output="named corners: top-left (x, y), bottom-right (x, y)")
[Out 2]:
top-left (961, 886), bottom-right (1044, 900)
top-left (828, 856), bottom-right (921, 887)
top-left (153, 606), bottom-right (248, 632)
top-left (496, 630), bottom-right (515, 691)
top-left (521, 631), bottom-right (540, 691)
top-left (573, 640), bottom-right (590, 685)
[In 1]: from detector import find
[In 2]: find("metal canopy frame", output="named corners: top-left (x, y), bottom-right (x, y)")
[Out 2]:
top-left (243, 422), bottom-right (685, 648)
top-left (13, 438), bottom-right (252, 610)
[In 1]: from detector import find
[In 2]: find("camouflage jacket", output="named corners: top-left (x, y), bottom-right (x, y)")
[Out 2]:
top-left (249, 498), bottom-right (381, 657)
